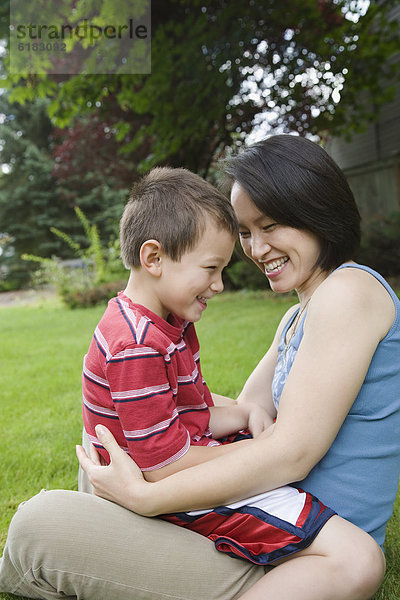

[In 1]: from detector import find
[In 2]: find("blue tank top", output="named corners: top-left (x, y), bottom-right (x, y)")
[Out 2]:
top-left (271, 263), bottom-right (400, 546)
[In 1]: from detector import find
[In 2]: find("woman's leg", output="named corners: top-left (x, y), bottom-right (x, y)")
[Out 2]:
top-left (238, 515), bottom-right (386, 600)
top-left (0, 489), bottom-right (267, 600)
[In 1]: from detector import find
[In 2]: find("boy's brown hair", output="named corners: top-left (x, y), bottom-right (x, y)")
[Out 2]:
top-left (120, 167), bottom-right (238, 268)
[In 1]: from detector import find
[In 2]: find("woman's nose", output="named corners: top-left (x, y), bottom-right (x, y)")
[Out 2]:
top-left (250, 236), bottom-right (270, 261)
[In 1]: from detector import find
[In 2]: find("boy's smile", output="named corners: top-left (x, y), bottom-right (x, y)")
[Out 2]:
top-left (156, 219), bottom-right (235, 322)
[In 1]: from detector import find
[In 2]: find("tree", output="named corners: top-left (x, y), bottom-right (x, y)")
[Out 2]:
top-left (1, 0), bottom-right (399, 288)
top-left (0, 96), bottom-right (63, 285)
top-left (0, 93), bottom-right (132, 286)
top-left (5, 0), bottom-right (400, 176)
top-left (51, 110), bottom-right (133, 242)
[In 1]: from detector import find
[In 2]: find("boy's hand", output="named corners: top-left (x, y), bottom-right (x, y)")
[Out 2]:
top-left (245, 403), bottom-right (273, 438)
top-left (209, 402), bottom-right (273, 439)
top-left (256, 422), bottom-right (276, 439)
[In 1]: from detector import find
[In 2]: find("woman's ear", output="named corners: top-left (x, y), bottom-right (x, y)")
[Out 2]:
top-left (139, 240), bottom-right (163, 276)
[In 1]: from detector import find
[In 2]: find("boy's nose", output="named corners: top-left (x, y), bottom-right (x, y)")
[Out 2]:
top-left (210, 276), bottom-right (224, 294)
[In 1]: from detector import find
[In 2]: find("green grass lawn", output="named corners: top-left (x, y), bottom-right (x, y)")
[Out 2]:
top-left (0, 291), bottom-right (399, 600)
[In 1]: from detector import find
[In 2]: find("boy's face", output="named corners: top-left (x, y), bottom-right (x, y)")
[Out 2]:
top-left (157, 219), bottom-right (235, 322)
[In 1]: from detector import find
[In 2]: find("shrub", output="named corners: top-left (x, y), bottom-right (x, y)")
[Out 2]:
top-left (22, 208), bottom-right (127, 307)
top-left (226, 254), bottom-right (269, 291)
top-left (60, 279), bottom-right (127, 309)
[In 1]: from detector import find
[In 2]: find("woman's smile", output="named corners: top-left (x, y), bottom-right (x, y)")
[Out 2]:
top-left (262, 256), bottom-right (290, 277)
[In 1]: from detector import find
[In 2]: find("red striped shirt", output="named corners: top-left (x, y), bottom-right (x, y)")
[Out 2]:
top-left (82, 292), bottom-right (217, 471)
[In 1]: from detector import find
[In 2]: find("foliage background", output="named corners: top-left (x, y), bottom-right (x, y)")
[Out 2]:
top-left (1, 0), bottom-right (400, 290)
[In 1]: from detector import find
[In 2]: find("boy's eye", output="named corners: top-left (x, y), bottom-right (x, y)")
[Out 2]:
top-left (239, 231), bottom-right (250, 239)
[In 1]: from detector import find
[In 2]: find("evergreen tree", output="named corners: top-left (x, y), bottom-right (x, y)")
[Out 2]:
top-left (0, 97), bottom-right (63, 285)
top-left (0, 95), bottom-right (131, 287)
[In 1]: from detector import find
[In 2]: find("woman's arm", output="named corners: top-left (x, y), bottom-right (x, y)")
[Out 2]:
top-left (76, 424), bottom-right (256, 509)
top-left (78, 269), bottom-right (394, 515)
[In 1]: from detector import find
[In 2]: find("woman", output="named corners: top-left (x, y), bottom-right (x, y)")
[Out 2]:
top-left (1, 135), bottom-right (399, 599)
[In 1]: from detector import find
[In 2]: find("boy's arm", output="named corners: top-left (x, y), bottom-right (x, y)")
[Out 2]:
top-left (208, 403), bottom-right (273, 439)
top-left (143, 439), bottom-right (253, 482)
top-left (105, 347), bottom-right (194, 474)
top-left (144, 403), bottom-right (272, 483)
top-left (211, 392), bottom-right (236, 406)
top-left (104, 347), bottom-right (255, 484)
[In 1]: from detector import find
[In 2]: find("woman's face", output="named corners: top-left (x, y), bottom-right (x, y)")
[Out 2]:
top-left (230, 182), bottom-right (327, 299)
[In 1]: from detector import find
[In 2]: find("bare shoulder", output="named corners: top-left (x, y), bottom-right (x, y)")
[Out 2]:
top-left (310, 266), bottom-right (395, 340)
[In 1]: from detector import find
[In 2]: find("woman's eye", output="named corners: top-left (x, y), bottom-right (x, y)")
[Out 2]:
top-left (262, 223), bottom-right (277, 232)
top-left (239, 231), bottom-right (250, 239)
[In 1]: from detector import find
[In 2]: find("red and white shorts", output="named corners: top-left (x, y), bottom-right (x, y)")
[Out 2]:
top-left (164, 485), bottom-right (335, 565)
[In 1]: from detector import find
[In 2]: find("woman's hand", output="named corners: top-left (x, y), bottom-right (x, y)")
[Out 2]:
top-left (76, 425), bottom-right (155, 516)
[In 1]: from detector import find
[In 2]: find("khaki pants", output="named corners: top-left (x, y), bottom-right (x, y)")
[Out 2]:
top-left (0, 432), bottom-right (266, 599)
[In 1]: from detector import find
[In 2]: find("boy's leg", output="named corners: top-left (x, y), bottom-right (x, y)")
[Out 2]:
top-left (0, 489), bottom-right (267, 600)
top-left (166, 485), bottom-right (335, 565)
top-left (238, 515), bottom-right (386, 600)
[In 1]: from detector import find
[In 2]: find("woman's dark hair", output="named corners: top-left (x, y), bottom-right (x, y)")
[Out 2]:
top-left (223, 135), bottom-right (361, 271)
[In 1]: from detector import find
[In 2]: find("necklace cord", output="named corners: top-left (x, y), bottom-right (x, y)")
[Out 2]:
top-left (285, 298), bottom-right (311, 352)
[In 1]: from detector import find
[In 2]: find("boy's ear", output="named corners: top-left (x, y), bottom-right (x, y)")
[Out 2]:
top-left (139, 240), bottom-right (163, 276)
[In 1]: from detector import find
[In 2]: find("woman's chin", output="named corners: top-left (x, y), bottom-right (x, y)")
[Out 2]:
top-left (267, 279), bottom-right (292, 295)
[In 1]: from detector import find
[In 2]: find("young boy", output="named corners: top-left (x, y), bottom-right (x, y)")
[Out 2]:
top-left (81, 167), bottom-right (378, 598)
